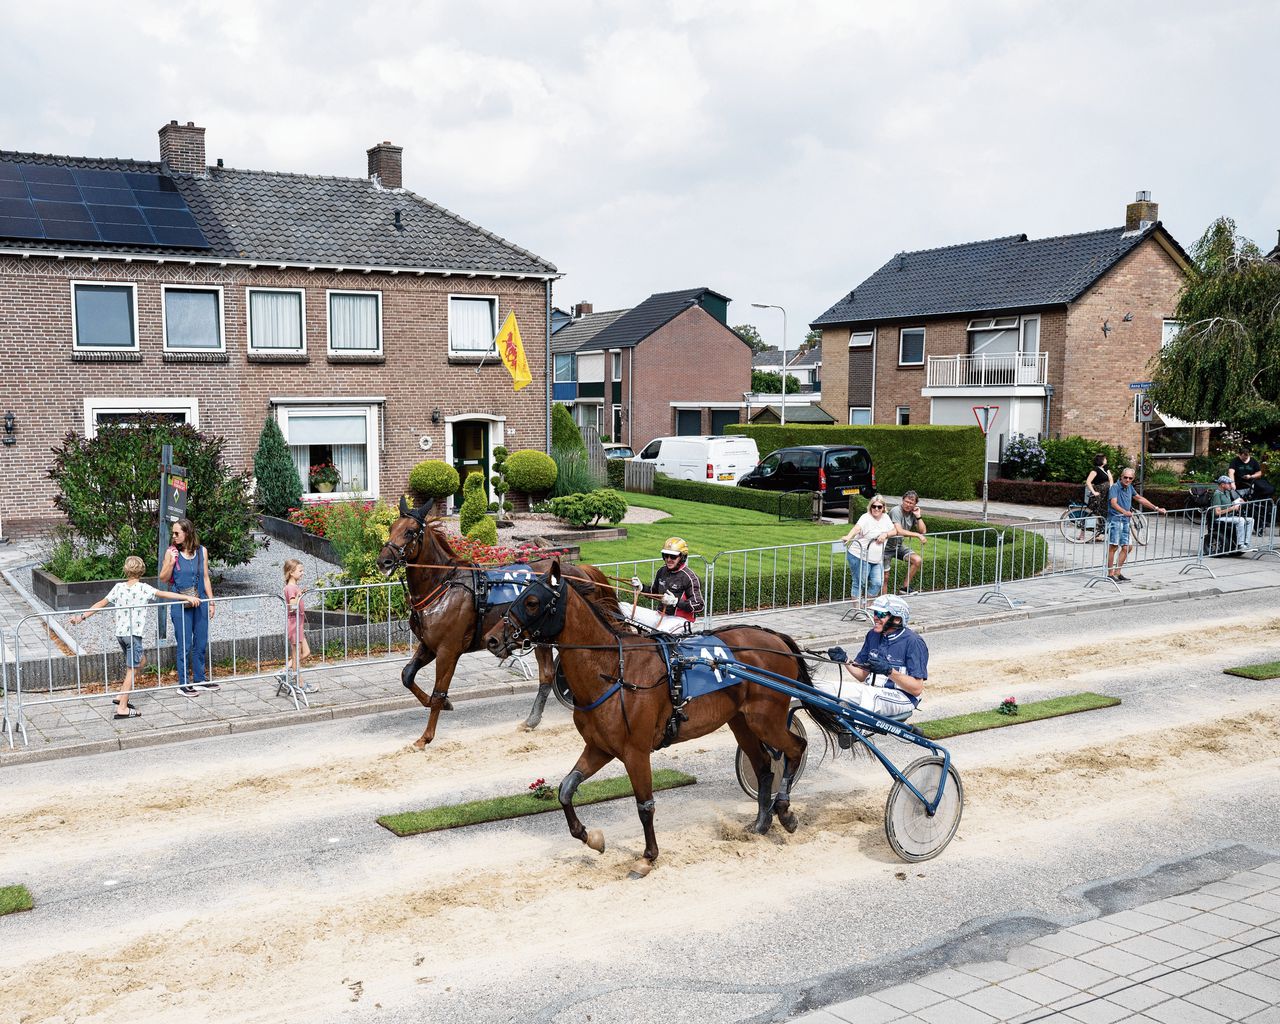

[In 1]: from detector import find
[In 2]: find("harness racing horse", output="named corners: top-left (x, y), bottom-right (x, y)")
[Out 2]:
top-left (485, 559), bottom-right (835, 878)
top-left (378, 499), bottom-right (623, 749)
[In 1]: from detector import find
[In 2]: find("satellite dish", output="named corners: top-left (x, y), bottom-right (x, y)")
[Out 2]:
top-left (418, 436), bottom-right (433, 451)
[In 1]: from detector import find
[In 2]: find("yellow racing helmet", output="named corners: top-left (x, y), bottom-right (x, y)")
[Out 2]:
top-left (661, 537), bottom-right (690, 558)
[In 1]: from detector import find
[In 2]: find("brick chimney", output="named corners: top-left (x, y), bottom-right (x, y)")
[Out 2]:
top-left (1125, 190), bottom-right (1159, 232)
top-left (573, 301), bottom-right (593, 318)
top-left (367, 141), bottom-right (403, 189)
top-left (158, 120), bottom-right (206, 176)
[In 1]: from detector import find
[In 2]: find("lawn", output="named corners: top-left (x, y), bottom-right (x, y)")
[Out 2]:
top-left (0, 884), bottom-right (33, 916)
top-left (1223, 660), bottom-right (1280, 681)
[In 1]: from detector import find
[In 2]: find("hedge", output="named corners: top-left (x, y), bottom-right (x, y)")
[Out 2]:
top-left (607, 458), bottom-right (626, 489)
top-left (725, 424), bottom-right (983, 500)
top-left (651, 474), bottom-right (813, 518)
top-left (988, 478), bottom-right (1198, 511)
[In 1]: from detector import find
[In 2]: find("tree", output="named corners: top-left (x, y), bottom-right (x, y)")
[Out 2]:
top-left (752, 369), bottom-right (803, 393)
top-left (799, 328), bottom-right (823, 352)
top-left (253, 417), bottom-right (303, 517)
top-left (551, 403), bottom-right (586, 453)
top-left (733, 323), bottom-right (772, 355)
top-left (1149, 217), bottom-right (1280, 439)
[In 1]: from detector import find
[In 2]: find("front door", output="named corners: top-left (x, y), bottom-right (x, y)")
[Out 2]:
top-left (452, 420), bottom-right (489, 510)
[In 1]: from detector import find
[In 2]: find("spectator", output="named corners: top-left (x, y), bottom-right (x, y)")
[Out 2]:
top-left (840, 498), bottom-right (896, 606)
top-left (1106, 468), bottom-right (1167, 582)
top-left (276, 559), bottom-right (318, 695)
top-left (68, 555), bottom-right (198, 718)
top-left (1210, 475), bottom-right (1254, 551)
top-left (1229, 445), bottom-right (1274, 499)
top-left (885, 491), bottom-right (928, 595)
top-left (158, 518), bottom-right (217, 696)
top-left (1082, 454), bottom-right (1113, 541)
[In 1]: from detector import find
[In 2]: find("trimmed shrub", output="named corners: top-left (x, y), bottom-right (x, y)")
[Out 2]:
top-left (551, 404), bottom-right (586, 454)
top-left (548, 489), bottom-right (628, 528)
top-left (1041, 436), bottom-right (1132, 484)
top-left (505, 449), bottom-right (559, 494)
top-left (726, 424), bottom-right (982, 500)
top-left (607, 457), bottom-right (626, 489)
top-left (458, 471), bottom-right (488, 534)
top-left (253, 417), bottom-right (302, 517)
top-left (987, 478), bottom-right (1198, 510)
top-left (652, 474), bottom-right (813, 518)
top-left (466, 515), bottom-right (499, 546)
top-left (408, 460), bottom-right (459, 505)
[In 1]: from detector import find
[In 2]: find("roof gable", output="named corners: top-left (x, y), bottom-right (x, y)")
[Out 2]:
top-left (577, 287), bottom-right (739, 352)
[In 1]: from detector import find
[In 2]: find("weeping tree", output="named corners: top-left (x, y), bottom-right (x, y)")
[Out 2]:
top-left (1148, 218), bottom-right (1280, 440)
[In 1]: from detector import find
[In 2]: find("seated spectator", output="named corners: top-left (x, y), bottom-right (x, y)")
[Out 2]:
top-left (1210, 475), bottom-right (1254, 550)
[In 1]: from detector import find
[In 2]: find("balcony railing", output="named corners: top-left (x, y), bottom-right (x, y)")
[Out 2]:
top-left (926, 352), bottom-right (1048, 388)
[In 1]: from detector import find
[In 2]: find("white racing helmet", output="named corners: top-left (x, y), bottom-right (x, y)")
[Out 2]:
top-left (871, 594), bottom-right (910, 626)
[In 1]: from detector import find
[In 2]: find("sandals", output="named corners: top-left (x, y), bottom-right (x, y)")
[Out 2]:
top-left (113, 708), bottom-right (142, 720)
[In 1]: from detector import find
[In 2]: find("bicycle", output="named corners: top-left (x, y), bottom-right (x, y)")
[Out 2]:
top-left (1059, 501), bottom-right (1146, 546)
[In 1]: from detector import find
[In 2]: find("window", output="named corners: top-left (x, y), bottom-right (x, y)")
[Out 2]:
top-left (327, 291), bottom-right (381, 354)
top-left (554, 353), bottom-right (576, 383)
top-left (612, 404), bottom-right (622, 439)
top-left (449, 295), bottom-right (497, 355)
top-left (849, 331), bottom-right (874, 348)
top-left (899, 327), bottom-right (925, 366)
top-left (248, 288), bottom-right (306, 352)
top-left (277, 403), bottom-right (380, 497)
top-left (611, 352), bottom-right (622, 381)
top-left (163, 286), bottom-right (222, 351)
top-left (1148, 412), bottom-right (1194, 457)
top-left (793, 450), bottom-right (820, 471)
top-left (849, 407), bottom-right (872, 425)
top-left (757, 453), bottom-right (781, 476)
top-left (639, 440), bottom-right (661, 460)
top-left (896, 406), bottom-right (910, 425)
top-left (83, 397), bottom-right (198, 437)
top-left (1162, 319), bottom-right (1181, 348)
top-left (1021, 316), bottom-right (1040, 355)
top-left (72, 282), bottom-right (137, 350)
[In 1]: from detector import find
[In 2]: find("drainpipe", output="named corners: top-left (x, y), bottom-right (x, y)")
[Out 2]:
top-left (545, 280), bottom-right (552, 454)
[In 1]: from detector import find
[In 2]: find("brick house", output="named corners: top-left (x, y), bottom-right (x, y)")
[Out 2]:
top-left (551, 288), bottom-right (752, 448)
top-left (812, 193), bottom-right (1205, 468)
top-left (0, 120), bottom-right (558, 532)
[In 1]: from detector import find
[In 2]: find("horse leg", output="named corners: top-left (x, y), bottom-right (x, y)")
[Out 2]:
top-left (560, 744), bottom-right (614, 854)
top-left (729, 714), bottom-right (774, 835)
top-left (619, 752), bottom-right (658, 878)
top-left (412, 645), bottom-right (463, 749)
top-left (522, 647), bottom-right (555, 731)
top-left (759, 714), bottom-right (807, 835)
top-left (402, 643), bottom-right (443, 748)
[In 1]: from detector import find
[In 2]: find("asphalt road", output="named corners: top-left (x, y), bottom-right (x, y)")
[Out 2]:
top-left (2, 591), bottom-right (1278, 1024)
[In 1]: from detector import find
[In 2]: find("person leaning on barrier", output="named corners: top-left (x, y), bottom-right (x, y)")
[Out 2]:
top-left (1229, 445), bottom-right (1274, 500)
top-left (1210, 475), bottom-right (1254, 552)
top-left (885, 491), bottom-right (928, 595)
top-left (628, 537), bottom-right (703, 632)
top-left (1106, 468), bottom-right (1167, 582)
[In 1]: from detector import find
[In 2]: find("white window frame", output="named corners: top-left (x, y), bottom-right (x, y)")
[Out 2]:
top-left (896, 406), bottom-right (910, 425)
top-left (161, 284), bottom-right (225, 353)
top-left (325, 289), bottom-right (383, 356)
top-left (611, 351), bottom-right (623, 381)
top-left (71, 281), bottom-right (138, 352)
top-left (849, 406), bottom-right (872, 425)
top-left (247, 287), bottom-right (307, 355)
top-left (83, 396), bottom-right (199, 438)
top-left (898, 326), bottom-right (926, 367)
top-left (1162, 319), bottom-right (1181, 348)
top-left (275, 401), bottom-right (381, 499)
top-left (849, 330), bottom-right (874, 348)
top-left (447, 293), bottom-right (499, 357)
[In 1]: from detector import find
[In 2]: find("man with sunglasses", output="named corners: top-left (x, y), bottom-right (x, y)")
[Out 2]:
top-left (629, 537), bottom-right (703, 632)
top-left (1106, 468), bottom-right (1166, 581)
top-left (819, 594), bottom-right (927, 722)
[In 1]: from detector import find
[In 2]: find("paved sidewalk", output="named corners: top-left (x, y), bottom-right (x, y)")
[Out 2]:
top-left (798, 856), bottom-right (1280, 1024)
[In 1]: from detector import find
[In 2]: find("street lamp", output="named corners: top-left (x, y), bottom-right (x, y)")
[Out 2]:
top-left (751, 302), bottom-right (787, 425)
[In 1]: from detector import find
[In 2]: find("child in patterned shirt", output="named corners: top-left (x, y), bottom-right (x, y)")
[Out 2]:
top-left (69, 555), bottom-right (200, 719)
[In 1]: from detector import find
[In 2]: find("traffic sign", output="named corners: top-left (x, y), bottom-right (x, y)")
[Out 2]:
top-left (972, 405), bottom-right (999, 435)
top-left (1136, 395), bottom-right (1154, 423)
top-left (1128, 381), bottom-right (1152, 391)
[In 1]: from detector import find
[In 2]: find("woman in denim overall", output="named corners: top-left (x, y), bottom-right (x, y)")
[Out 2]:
top-left (159, 518), bottom-right (217, 695)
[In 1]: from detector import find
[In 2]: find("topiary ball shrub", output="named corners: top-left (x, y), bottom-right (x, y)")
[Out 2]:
top-left (466, 514), bottom-right (498, 546)
top-left (504, 450), bottom-right (558, 495)
top-left (408, 460), bottom-right (460, 506)
top-left (459, 471), bottom-right (487, 534)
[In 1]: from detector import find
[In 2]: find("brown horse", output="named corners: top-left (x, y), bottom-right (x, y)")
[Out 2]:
top-left (377, 499), bottom-right (623, 748)
top-left (485, 559), bottom-right (833, 878)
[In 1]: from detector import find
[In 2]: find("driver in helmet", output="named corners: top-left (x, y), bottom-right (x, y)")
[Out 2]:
top-left (629, 537), bottom-right (704, 632)
top-left (824, 594), bottom-right (928, 720)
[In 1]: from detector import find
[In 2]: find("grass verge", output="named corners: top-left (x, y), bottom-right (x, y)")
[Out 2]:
top-left (0, 884), bottom-right (33, 916)
top-left (378, 768), bottom-right (697, 837)
top-left (919, 692), bottom-right (1120, 740)
top-left (1224, 660), bottom-right (1280, 680)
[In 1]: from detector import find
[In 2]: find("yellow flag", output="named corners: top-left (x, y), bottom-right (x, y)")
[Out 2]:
top-left (495, 311), bottom-right (532, 391)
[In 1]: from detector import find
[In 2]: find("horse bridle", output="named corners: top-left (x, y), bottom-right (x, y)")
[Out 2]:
top-left (499, 573), bottom-right (568, 650)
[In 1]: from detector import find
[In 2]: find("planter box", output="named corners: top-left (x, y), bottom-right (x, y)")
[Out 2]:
top-left (30, 566), bottom-right (162, 612)
top-left (256, 514), bottom-right (340, 564)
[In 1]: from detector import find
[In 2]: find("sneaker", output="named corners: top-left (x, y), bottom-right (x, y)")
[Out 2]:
top-left (900, 587), bottom-right (914, 596)
top-left (1115, 573), bottom-right (1131, 582)
top-left (179, 686), bottom-right (198, 697)
top-left (299, 683), bottom-right (319, 695)
top-left (196, 682), bottom-right (220, 692)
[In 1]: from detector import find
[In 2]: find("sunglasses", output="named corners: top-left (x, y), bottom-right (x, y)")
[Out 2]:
top-left (869, 504), bottom-right (886, 510)
top-left (662, 553), bottom-right (680, 559)
top-left (872, 610), bottom-right (891, 619)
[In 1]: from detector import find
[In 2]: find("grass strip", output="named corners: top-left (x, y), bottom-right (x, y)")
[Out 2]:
top-left (919, 692), bottom-right (1120, 740)
top-left (1224, 660), bottom-right (1280, 680)
top-left (0, 884), bottom-right (33, 916)
top-left (378, 768), bottom-right (697, 837)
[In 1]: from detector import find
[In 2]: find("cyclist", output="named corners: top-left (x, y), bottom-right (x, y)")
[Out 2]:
top-left (629, 537), bottom-right (703, 632)
top-left (1082, 454), bottom-right (1112, 541)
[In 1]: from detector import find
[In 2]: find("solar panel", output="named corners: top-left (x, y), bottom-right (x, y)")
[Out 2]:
top-left (0, 160), bottom-right (210, 249)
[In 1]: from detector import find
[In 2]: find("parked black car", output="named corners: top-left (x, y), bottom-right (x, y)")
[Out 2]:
top-left (736, 445), bottom-right (877, 509)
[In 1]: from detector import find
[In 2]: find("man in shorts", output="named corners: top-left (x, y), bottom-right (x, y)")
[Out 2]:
top-left (1106, 468), bottom-right (1167, 581)
top-left (885, 491), bottom-right (928, 595)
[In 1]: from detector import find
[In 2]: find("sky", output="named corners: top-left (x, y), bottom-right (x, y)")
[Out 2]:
top-left (4, 0), bottom-right (1279, 352)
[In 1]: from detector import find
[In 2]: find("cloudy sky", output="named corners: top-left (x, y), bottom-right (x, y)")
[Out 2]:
top-left (5, 0), bottom-right (1278, 349)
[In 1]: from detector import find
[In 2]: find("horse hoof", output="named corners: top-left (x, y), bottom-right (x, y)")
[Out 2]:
top-left (778, 811), bottom-right (799, 834)
top-left (585, 829), bottom-right (606, 853)
top-left (747, 820), bottom-right (771, 836)
top-left (520, 718), bottom-right (540, 732)
top-left (627, 861), bottom-right (652, 880)
top-left (411, 739), bottom-right (427, 751)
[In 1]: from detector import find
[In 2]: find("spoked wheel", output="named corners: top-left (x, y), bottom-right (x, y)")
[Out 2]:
top-left (1131, 512), bottom-right (1148, 547)
top-left (550, 657), bottom-right (574, 711)
top-left (1059, 506), bottom-right (1088, 544)
top-left (735, 710), bottom-right (808, 800)
top-left (884, 756), bottom-right (964, 862)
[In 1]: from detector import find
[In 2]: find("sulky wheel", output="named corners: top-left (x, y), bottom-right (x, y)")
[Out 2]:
top-left (551, 657), bottom-right (574, 711)
top-left (884, 756), bottom-right (964, 862)
top-left (735, 710), bottom-right (808, 801)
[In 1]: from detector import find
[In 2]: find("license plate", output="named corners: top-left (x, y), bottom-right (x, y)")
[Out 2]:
top-left (718, 473), bottom-right (734, 481)
top-left (841, 487), bottom-right (857, 495)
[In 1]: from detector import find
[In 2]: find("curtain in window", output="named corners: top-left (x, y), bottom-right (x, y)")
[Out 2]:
top-left (330, 293), bottom-right (379, 351)
top-left (289, 445), bottom-right (309, 490)
top-left (450, 298), bottom-right (495, 352)
top-left (166, 290), bottom-right (220, 349)
top-left (331, 444), bottom-right (367, 491)
top-left (250, 291), bottom-right (303, 349)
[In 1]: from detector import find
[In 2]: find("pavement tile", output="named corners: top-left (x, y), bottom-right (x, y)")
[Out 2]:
top-left (1235, 925), bottom-right (1280, 945)
top-left (1000, 971), bottom-right (1080, 1005)
top-left (1223, 968), bottom-right (1280, 1003)
top-left (1184, 982), bottom-right (1269, 1019)
top-left (1069, 920), bottom-right (1139, 944)
top-left (1183, 912), bottom-right (1255, 939)
top-left (1061, 998), bottom-right (1131, 1024)
top-left (959, 961), bottom-right (1025, 983)
top-left (1138, 900), bottom-right (1201, 924)
top-left (1007, 944), bottom-right (1063, 970)
top-left (1254, 863), bottom-right (1280, 880)
top-left (1106, 983), bottom-right (1172, 1012)
top-left (914, 1000), bottom-right (997, 1024)
top-left (1098, 911), bottom-right (1174, 934)
top-left (1114, 934), bottom-right (1193, 965)
top-left (871, 982), bottom-right (943, 1014)
top-left (959, 985), bottom-right (1039, 1019)
top-left (1199, 881), bottom-right (1266, 901)
top-left (1242, 1007), bottom-right (1280, 1024)
top-left (1223, 870), bottom-right (1280, 893)
top-left (1145, 970), bottom-right (1210, 998)
top-left (1197, 939), bottom-right (1244, 959)
top-left (824, 995), bottom-right (900, 1024)
top-left (1251, 893), bottom-right (1280, 914)
top-left (1149, 923), bottom-right (1226, 951)
top-left (1170, 893), bottom-right (1230, 912)
top-left (1182, 958), bottom-right (1245, 983)
top-left (1143, 1000), bottom-right (1229, 1024)
top-left (790, 1011), bottom-right (851, 1024)
top-left (913, 969), bottom-right (988, 999)
top-left (1079, 947), bottom-right (1154, 976)
top-left (1034, 930), bottom-right (1105, 956)
top-left (1039, 959), bottom-right (1117, 991)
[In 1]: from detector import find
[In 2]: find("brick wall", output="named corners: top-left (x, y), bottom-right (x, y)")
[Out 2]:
top-left (628, 305), bottom-right (752, 447)
top-left (0, 255), bottom-right (549, 528)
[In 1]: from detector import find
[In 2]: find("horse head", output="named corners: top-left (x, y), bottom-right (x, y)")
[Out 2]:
top-left (377, 495), bottom-right (432, 575)
top-left (486, 559), bottom-right (568, 657)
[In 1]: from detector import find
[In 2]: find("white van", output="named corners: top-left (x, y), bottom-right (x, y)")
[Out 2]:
top-left (633, 435), bottom-right (760, 485)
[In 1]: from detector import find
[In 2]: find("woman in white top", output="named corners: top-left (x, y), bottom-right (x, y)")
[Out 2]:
top-left (840, 497), bottom-right (896, 603)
